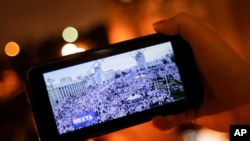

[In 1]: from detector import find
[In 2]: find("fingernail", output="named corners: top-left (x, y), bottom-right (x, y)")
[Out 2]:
top-left (153, 20), bottom-right (167, 29)
top-left (152, 116), bottom-right (169, 130)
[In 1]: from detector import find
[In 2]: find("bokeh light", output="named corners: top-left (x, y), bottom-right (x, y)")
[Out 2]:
top-left (197, 128), bottom-right (229, 141)
top-left (62, 26), bottom-right (79, 43)
top-left (4, 41), bottom-right (20, 57)
top-left (61, 43), bottom-right (85, 56)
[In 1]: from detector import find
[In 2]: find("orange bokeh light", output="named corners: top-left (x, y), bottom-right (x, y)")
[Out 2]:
top-left (4, 41), bottom-right (20, 57)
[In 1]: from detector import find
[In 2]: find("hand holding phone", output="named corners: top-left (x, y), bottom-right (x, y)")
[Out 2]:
top-left (26, 33), bottom-right (203, 141)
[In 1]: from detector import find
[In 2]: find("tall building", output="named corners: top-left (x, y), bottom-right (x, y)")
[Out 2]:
top-left (90, 63), bottom-right (103, 86)
top-left (135, 51), bottom-right (147, 70)
top-left (46, 77), bottom-right (87, 104)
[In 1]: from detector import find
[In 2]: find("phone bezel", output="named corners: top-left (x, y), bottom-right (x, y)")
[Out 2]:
top-left (26, 33), bottom-right (203, 141)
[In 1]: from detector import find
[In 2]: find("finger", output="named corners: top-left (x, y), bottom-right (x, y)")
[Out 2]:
top-left (152, 109), bottom-right (197, 130)
top-left (152, 115), bottom-right (184, 130)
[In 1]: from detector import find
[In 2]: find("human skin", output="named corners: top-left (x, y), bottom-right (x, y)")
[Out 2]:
top-left (152, 13), bottom-right (250, 132)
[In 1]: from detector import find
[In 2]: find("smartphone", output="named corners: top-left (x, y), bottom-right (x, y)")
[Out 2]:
top-left (26, 33), bottom-right (203, 141)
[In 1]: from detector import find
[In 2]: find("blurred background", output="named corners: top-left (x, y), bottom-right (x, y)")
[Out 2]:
top-left (1, 0), bottom-right (250, 140)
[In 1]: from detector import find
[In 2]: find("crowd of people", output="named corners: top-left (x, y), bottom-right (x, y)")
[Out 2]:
top-left (51, 61), bottom-right (185, 134)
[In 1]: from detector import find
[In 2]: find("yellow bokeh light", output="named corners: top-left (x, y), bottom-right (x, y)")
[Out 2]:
top-left (61, 43), bottom-right (85, 56)
top-left (62, 26), bottom-right (78, 43)
top-left (4, 41), bottom-right (20, 57)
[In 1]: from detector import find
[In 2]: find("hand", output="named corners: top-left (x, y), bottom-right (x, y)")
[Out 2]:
top-left (152, 13), bottom-right (250, 132)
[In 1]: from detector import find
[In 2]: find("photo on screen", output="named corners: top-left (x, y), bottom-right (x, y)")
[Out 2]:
top-left (43, 42), bottom-right (185, 134)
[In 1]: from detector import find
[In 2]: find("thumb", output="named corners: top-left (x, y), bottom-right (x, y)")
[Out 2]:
top-left (153, 13), bottom-right (250, 111)
top-left (153, 13), bottom-right (222, 52)
top-left (152, 109), bottom-right (197, 130)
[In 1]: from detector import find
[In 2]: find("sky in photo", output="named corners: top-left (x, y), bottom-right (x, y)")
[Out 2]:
top-left (43, 42), bottom-right (173, 84)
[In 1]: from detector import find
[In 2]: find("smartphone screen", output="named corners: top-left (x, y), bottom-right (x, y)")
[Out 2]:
top-left (42, 41), bottom-right (185, 135)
